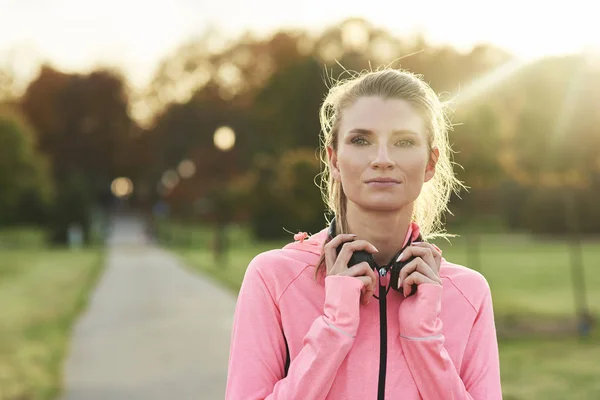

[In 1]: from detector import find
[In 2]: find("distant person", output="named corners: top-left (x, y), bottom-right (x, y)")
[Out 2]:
top-left (226, 68), bottom-right (502, 399)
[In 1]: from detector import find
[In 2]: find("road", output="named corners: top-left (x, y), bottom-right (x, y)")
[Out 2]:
top-left (61, 215), bottom-right (236, 400)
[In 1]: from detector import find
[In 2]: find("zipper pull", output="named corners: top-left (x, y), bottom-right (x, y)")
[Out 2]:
top-left (379, 267), bottom-right (387, 277)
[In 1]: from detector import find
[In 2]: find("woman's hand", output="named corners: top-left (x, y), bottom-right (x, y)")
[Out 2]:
top-left (324, 234), bottom-right (378, 305)
top-left (396, 242), bottom-right (443, 297)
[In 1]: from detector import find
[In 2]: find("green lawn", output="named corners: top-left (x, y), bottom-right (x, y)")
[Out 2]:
top-left (499, 334), bottom-right (600, 399)
top-left (165, 225), bottom-right (600, 400)
top-left (0, 248), bottom-right (104, 400)
top-left (173, 231), bottom-right (600, 320)
top-left (431, 234), bottom-right (600, 319)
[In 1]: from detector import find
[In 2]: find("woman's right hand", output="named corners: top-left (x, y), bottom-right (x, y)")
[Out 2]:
top-left (324, 234), bottom-right (379, 305)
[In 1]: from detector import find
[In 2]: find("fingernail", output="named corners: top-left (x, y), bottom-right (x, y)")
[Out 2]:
top-left (372, 245), bottom-right (379, 252)
top-left (396, 252), bottom-right (404, 262)
top-left (349, 234), bottom-right (357, 237)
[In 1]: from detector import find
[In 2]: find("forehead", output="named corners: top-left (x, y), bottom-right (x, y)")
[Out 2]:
top-left (339, 96), bottom-right (426, 137)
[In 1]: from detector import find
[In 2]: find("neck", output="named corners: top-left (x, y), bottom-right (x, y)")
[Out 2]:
top-left (345, 202), bottom-right (414, 266)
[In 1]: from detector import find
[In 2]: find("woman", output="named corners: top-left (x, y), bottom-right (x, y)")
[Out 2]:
top-left (225, 68), bottom-right (502, 399)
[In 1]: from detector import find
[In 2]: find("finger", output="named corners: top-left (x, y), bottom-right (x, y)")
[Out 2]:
top-left (325, 233), bottom-right (357, 248)
top-left (333, 240), bottom-right (378, 274)
top-left (430, 243), bottom-right (443, 255)
top-left (360, 278), bottom-right (374, 304)
top-left (324, 234), bottom-right (356, 274)
top-left (398, 258), bottom-right (418, 287)
top-left (339, 239), bottom-right (378, 257)
top-left (402, 271), bottom-right (438, 296)
top-left (340, 261), bottom-right (374, 279)
top-left (356, 276), bottom-right (372, 287)
top-left (365, 265), bottom-right (378, 289)
top-left (341, 262), bottom-right (377, 301)
top-left (413, 242), bottom-right (442, 273)
top-left (397, 245), bottom-right (435, 266)
top-left (397, 245), bottom-right (437, 276)
top-left (398, 258), bottom-right (438, 288)
top-left (345, 262), bottom-right (374, 295)
top-left (413, 242), bottom-right (441, 257)
top-left (357, 276), bottom-right (373, 305)
top-left (362, 266), bottom-right (378, 304)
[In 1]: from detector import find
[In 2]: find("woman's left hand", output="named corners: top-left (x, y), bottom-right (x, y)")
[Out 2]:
top-left (396, 242), bottom-right (443, 297)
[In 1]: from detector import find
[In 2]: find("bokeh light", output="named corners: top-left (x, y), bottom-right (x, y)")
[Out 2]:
top-left (161, 169), bottom-right (179, 189)
top-left (177, 159), bottom-right (196, 179)
top-left (213, 126), bottom-right (236, 151)
top-left (110, 177), bottom-right (134, 198)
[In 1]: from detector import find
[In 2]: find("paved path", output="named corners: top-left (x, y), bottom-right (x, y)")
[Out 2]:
top-left (61, 215), bottom-right (237, 400)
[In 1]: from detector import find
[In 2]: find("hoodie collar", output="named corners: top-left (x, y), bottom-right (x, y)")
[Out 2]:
top-left (283, 222), bottom-right (421, 256)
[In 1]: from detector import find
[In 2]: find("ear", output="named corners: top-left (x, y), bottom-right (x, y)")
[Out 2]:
top-left (424, 147), bottom-right (439, 182)
top-left (327, 146), bottom-right (341, 182)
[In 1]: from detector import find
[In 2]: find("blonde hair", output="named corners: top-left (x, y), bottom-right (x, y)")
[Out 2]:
top-left (315, 67), bottom-right (464, 276)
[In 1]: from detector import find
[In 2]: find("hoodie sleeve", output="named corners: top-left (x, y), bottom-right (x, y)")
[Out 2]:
top-left (225, 254), bottom-right (364, 400)
top-left (397, 282), bottom-right (502, 400)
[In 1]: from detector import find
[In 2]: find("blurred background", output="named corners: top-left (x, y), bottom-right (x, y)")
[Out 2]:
top-left (1, 0), bottom-right (599, 399)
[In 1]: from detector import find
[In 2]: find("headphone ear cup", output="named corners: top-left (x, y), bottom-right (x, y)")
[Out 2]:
top-left (390, 258), bottom-right (418, 296)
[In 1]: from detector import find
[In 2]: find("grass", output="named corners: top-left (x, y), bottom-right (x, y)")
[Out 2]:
top-left (161, 222), bottom-right (600, 400)
top-left (167, 226), bottom-right (600, 320)
top-left (0, 227), bottom-right (48, 249)
top-left (430, 234), bottom-right (600, 319)
top-left (178, 239), bottom-right (287, 293)
top-left (499, 334), bottom-right (600, 399)
top-left (0, 247), bottom-right (104, 400)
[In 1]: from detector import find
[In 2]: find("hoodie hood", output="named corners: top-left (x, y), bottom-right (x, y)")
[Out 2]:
top-left (282, 222), bottom-right (422, 257)
top-left (282, 227), bottom-right (329, 256)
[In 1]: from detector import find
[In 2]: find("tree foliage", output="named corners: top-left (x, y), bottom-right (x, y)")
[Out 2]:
top-left (4, 18), bottom-right (599, 238)
top-left (0, 108), bottom-right (54, 225)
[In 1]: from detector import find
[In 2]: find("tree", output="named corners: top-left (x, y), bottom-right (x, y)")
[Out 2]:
top-left (21, 66), bottom-right (134, 184)
top-left (247, 148), bottom-right (325, 239)
top-left (20, 65), bottom-right (136, 243)
top-left (0, 107), bottom-right (54, 225)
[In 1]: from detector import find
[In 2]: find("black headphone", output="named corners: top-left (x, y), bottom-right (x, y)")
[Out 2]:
top-left (327, 216), bottom-right (420, 296)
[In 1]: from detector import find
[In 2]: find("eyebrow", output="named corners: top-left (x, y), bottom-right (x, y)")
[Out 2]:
top-left (346, 128), bottom-right (419, 136)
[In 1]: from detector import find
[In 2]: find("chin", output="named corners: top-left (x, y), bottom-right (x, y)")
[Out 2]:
top-left (353, 197), bottom-right (408, 212)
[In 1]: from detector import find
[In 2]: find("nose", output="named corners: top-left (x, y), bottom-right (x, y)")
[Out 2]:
top-left (370, 143), bottom-right (394, 169)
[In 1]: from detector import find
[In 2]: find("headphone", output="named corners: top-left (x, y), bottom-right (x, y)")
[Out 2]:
top-left (327, 216), bottom-right (420, 296)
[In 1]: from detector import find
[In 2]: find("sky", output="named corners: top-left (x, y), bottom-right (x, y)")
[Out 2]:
top-left (1, 0), bottom-right (598, 91)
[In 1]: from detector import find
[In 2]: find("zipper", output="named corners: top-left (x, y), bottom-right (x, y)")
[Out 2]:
top-left (377, 267), bottom-right (388, 400)
top-left (375, 237), bottom-right (419, 399)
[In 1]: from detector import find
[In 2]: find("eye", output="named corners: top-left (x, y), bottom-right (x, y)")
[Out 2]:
top-left (351, 136), bottom-right (369, 146)
top-left (397, 139), bottom-right (414, 147)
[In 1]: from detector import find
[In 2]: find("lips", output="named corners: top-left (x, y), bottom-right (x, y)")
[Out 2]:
top-left (366, 178), bottom-right (401, 183)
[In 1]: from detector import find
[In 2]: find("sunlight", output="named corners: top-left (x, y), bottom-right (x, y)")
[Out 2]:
top-left (341, 20), bottom-right (370, 52)
top-left (583, 44), bottom-right (600, 67)
top-left (551, 56), bottom-right (587, 144)
top-left (449, 57), bottom-right (537, 106)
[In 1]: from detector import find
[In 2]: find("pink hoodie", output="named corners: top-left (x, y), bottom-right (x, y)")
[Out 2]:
top-left (225, 223), bottom-right (502, 399)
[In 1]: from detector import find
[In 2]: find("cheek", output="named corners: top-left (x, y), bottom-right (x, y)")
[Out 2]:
top-left (398, 150), bottom-right (430, 177)
top-left (337, 150), bottom-right (365, 179)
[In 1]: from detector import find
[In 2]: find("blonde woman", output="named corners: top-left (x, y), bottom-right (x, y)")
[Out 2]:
top-left (226, 68), bottom-right (502, 399)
